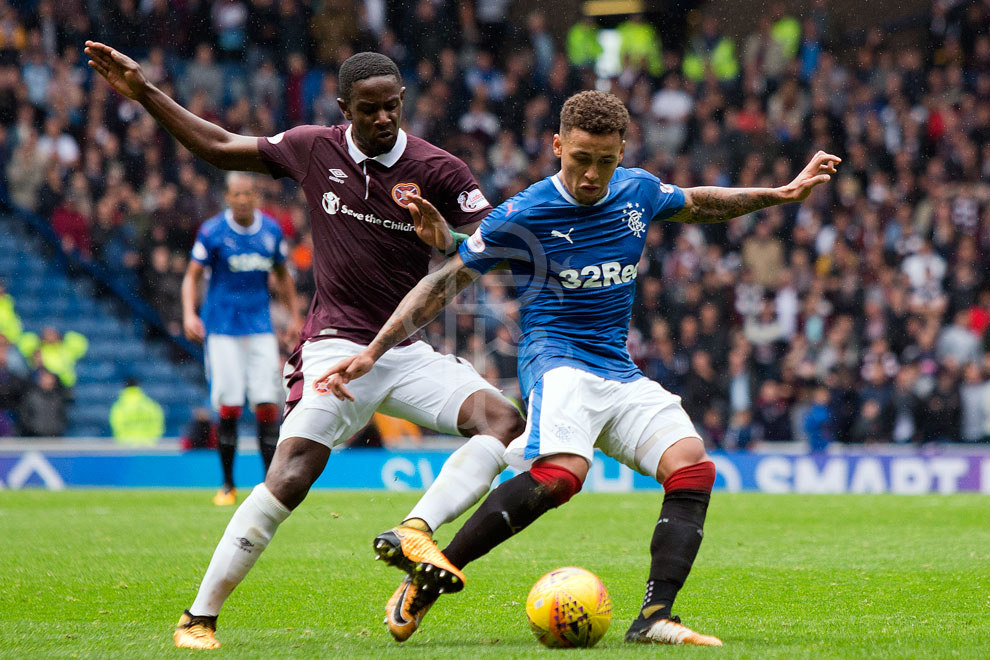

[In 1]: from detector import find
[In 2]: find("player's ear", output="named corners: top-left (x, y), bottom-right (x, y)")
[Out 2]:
top-left (552, 133), bottom-right (562, 158)
top-left (399, 86), bottom-right (406, 102)
top-left (337, 97), bottom-right (351, 121)
top-left (618, 139), bottom-right (626, 163)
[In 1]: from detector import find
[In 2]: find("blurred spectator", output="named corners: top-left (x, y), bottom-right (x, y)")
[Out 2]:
top-left (803, 384), bottom-right (832, 452)
top-left (683, 16), bottom-right (739, 83)
top-left (959, 362), bottom-right (990, 442)
top-left (6, 126), bottom-right (48, 211)
top-left (17, 326), bottom-right (87, 388)
top-left (17, 369), bottom-right (67, 437)
top-left (110, 377), bottom-right (164, 446)
top-left (936, 309), bottom-right (981, 366)
top-left (565, 16), bottom-right (601, 69)
top-left (0, 280), bottom-right (22, 344)
top-left (373, 412), bottom-right (422, 446)
top-left (617, 13), bottom-right (663, 78)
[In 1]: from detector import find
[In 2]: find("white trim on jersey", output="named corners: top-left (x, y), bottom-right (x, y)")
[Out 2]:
top-left (551, 174), bottom-right (612, 207)
top-left (344, 125), bottom-right (408, 168)
top-left (224, 209), bottom-right (263, 235)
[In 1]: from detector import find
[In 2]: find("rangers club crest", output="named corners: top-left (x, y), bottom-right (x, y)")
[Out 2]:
top-left (623, 202), bottom-right (646, 238)
top-left (391, 182), bottom-right (420, 207)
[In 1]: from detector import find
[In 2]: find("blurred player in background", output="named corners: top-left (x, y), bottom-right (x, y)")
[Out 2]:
top-left (85, 42), bottom-right (525, 649)
top-left (323, 91), bottom-right (840, 646)
top-left (181, 171), bottom-right (300, 507)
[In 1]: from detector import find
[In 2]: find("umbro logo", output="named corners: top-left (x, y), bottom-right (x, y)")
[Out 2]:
top-left (328, 168), bottom-right (348, 183)
top-left (551, 228), bottom-right (575, 244)
top-left (234, 537), bottom-right (255, 553)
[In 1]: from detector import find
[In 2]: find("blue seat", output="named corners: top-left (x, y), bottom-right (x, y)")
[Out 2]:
top-left (76, 361), bottom-right (119, 383)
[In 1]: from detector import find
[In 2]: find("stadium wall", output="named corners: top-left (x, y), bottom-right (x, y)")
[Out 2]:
top-left (1, 448), bottom-right (988, 495)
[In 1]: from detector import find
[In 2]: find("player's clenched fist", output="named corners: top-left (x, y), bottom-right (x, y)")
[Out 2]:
top-left (84, 41), bottom-right (149, 101)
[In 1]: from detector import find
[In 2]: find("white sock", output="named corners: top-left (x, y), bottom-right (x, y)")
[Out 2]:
top-left (189, 483), bottom-right (291, 616)
top-left (406, 434), bottom-right (507, 532)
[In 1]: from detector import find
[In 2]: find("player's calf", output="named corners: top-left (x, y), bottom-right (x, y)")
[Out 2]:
top-left (441, 461), bottom-right (582, 571)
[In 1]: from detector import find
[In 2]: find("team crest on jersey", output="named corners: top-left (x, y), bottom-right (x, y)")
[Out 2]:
top-left (623, 202), bottom-right (646, 238)
top-left (313, 379), bottom-right (332, 395)
top-left (457, 189), bottom-right (489, 212)
top-left (391, 182), bottom-right (420, 207)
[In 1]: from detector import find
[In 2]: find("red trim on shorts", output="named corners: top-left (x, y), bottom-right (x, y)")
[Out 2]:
top-left (530, 463), bottom-right (583, 505)
top-left (662, 461), bottom-right (716, 494)
top-left (218, 405), bottom-right (242, 420)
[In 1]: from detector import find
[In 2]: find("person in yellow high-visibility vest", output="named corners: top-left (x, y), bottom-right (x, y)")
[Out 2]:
top-left (110, 378), bottom-right (165, 446)
top-left (565, 16), bottom-right (602, 69)
top-left (0, 282), bottom-right (22, 344)
top-left (682, 15), bottom-right (739, 83)
top-left (17, 326), bottom-right (88, 388)
top-left (617, 14), bottom-right (664, 77)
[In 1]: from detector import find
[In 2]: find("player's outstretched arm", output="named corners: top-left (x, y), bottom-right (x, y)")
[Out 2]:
top-left (316, 253), bottom-right (481, 400)
top-left (84, 41), bottom-right (266, 173)
top-left (668, 151), bottom-right (841, 224)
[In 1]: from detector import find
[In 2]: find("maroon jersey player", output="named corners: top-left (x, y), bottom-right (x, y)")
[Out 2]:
top-left (85, 44), bottom-right (524, 650)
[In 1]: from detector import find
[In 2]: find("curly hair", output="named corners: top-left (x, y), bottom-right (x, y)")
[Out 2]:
top-left (338, 52), bottom-right (401, 101)
top-left (559, 91), bottom-right (629, 138)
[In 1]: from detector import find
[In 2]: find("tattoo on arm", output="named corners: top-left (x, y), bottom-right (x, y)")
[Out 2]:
top-left (369, 257), bottom-right (480, 358)
top-left (675, 187), bottom-right (784, 224)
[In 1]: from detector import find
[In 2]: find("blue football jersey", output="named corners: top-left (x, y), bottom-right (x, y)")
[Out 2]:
top-left (458, 167), bottom-right (686, 396)
top-left (191, 210), bottom-right (287, 336)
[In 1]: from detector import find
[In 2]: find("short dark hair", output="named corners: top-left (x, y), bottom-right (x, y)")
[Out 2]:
top-left (338, 52), bottom-right (401, 101)
top-left (560, 90), bottom-right (629, 139)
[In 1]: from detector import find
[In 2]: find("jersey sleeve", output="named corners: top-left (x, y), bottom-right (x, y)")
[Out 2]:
top-left (642, 172), bottom-right (686, 221)
top-left (457, 199), bottom-right (522, 275)
top-left (256, 125), bottom-right (322, 181)
top-left (190, 225), bottom-right (212, 266)
top-left (429, 155), bottom-right (492, 228)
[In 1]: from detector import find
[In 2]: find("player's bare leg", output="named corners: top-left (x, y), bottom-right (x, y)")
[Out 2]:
top-left (175, 437), bottom-right (329, 649)
top-left (376, 390), bottom-right (524, 595)
top-left (625, 436), bottom-right (722, 646)
top-left (382, 452), bottom-right (585, 642)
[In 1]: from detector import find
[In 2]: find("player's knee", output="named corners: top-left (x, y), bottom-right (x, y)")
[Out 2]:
top-left (530, 462), bottom-right (583, 506)
top-left (489, 403), bottom-right (526, 445)
top-left (254, 403), bottom-right (279, 424)
top-left (656, 436), bottom-right (709, 483)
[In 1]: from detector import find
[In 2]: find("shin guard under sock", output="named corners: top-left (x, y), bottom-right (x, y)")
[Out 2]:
top-left (640, 461), bottom-right (715, 619)
top-left (443, 470), bottom-right (567, 570)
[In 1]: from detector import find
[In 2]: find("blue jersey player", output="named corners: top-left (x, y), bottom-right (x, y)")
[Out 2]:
top-left (323, 91), bottom-right (839, 646)
top-left (182, 172), bottom-right (300, 506)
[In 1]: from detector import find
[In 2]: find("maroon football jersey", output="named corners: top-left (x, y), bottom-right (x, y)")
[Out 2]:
top-left (257, 125), bottom-right (491, 345)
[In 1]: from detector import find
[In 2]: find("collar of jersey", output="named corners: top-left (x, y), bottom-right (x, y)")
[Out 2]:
top-left (224, 209), bottom-right (263, 235)
top-left (345, 125), bottom-right (407, 168)
top-left (551, 174), bottom-right (612, 207)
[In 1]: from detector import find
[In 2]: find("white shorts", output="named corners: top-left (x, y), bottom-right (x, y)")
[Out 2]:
top-left (279, 338), bottom-right (499, 448)
top-left (205, 333), bottom-right (281, 409)
top-left (505, 366), bottom-right (701, 478)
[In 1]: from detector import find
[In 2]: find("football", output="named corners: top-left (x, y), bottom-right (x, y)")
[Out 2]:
top-left (525, 566), bottom-right (612, 648)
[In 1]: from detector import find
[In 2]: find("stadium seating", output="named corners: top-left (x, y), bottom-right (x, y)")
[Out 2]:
top-left (0, 214), bottom-right (208, 439)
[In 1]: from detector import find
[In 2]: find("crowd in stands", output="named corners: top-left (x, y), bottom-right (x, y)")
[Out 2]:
top-left (0, 0), bottom-right (988, 448)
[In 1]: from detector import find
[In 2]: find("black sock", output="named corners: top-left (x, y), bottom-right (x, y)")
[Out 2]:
top-left (217, 417), bottom-right (238, 490)
top-left (257, 421), bottom-right (279, 473)
top-left (640, 489), bottom-right (711, 620)
top-left (443, 472), bottom-right (560, 569)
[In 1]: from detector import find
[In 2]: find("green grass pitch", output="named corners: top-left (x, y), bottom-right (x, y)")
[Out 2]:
top-left (1, 490), bottom-right (988, 659)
